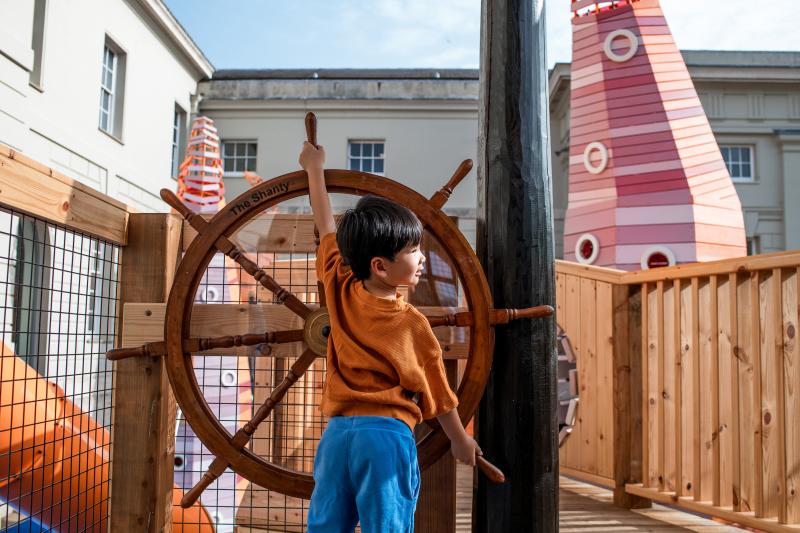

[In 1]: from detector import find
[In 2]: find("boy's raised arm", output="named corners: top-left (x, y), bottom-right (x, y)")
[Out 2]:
top-left (299, 142), bottom-right (336, 238)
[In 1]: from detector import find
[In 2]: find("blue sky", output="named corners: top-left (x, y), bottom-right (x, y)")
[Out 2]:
top-left (164, 0), bottom-right (800, 70)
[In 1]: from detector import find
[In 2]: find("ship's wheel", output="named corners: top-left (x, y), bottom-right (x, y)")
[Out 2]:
top-left (107, 113), bottom-right (552, 504)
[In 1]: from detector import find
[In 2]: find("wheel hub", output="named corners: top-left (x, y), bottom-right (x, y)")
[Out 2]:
top-left (303, 307), bottom-right (331, 356)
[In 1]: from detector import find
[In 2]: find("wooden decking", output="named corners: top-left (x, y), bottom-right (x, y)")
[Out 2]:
top-left (457, 465), bottom-right (748, 532)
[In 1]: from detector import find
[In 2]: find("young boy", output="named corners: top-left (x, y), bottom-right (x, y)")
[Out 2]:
top-left (299, 141), bottom-right (482, 532)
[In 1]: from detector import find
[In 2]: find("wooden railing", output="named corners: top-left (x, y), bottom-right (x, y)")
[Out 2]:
top-left (557, 252), bottom-right (800, 532)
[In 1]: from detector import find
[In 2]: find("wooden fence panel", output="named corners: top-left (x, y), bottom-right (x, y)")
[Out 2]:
top-left (736, 273), bottom-right (757, 513)
top-left (597, 281), bottom-right (615, 479)
top-left (564, 274), bottom-right (583, 471)
top-left (760, 270), bottom-right (785, 519)
top-left (717, 275), bottom-right (734, 508)
top-left (663, 281), bottom-right (677, 493)
top-left (783, 268), bottom-right (800, 524)
top-left (580, 278), bottom-right (598, 475)
top-left (679, 279), bottom-right (694, 497)
top-left (648, 282), bottom-right (662, 489)
top-left (698, 278), bottom-right (714, 502)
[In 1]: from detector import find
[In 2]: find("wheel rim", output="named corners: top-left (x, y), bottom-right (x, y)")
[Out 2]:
top-left (164, 169), bottom-right (494, 499)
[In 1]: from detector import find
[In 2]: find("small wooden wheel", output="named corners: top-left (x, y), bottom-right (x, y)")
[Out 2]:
top-left (108, 113), bottom-right (552, 504)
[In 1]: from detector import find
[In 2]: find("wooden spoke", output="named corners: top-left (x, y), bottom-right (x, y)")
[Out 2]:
top-left (181, 347), bottom-right (319, 508)
top-left (428, 310), bottom-right (473, 328)
top-left (160, 189), bottom-right (313, 320)
top-left (428, 159), bottom-right (473, 210)
top-left (490, 305), bottom-right (554, 324)
top-left (107, 329), bottom-right (305, 361)
top-left (426, 305), bottom-right (553, 329)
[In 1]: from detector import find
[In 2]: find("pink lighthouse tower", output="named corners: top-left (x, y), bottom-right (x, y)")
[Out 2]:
top-left (563, 0), bottom-right (746, 270)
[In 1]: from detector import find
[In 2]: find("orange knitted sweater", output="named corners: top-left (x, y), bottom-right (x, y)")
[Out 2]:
top-left (316, 233), bottom-right (459, 431)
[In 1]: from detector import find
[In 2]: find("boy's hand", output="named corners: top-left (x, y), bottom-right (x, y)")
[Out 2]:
top-left (450, 435), bottom-right (482, 467)
top-left (299, 141), bottom-right (325, 173)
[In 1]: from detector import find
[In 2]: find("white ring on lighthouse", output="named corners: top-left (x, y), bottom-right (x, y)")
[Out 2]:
top-left (641, 246), bottom-right (676, 270)
top-left (575, 233), bottom-right (600, 265)
top-left (604, 29), bottom-right (639, 62)
top-left (583, 142), bottom-right (609, 175)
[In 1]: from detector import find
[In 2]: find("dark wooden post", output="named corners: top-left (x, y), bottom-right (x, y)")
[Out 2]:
top-left (110, 213), bottom-right (183, 532)
top-left (475, 0), bottom-right (559, 531)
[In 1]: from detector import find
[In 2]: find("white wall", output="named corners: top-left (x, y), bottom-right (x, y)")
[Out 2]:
top-left (0, 0), bottom-right (207, 212)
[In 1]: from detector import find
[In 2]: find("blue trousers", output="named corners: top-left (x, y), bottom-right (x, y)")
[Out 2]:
top-left (307, 415), bottom-right (421, 533)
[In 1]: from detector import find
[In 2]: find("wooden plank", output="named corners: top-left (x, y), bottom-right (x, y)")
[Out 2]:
top-left (556, 272), bottom-right (568, 470)
top-left (730, 273), bottom-right (743, 512)
top-left (783, 267), bottom-right (800, 524)
top-left (620, 250), bottom-right (800, 285)
top-left (663, 281), bottom-right (677, 493)
top-left (0, 145), bottom-right (129, 244)
top-left (556, 273), bottom-right (566, 331)
top-left (717, 275), bottom-right (734, 508)
top-left (580, 277), bottom-right (598, 475)
top-left (596, 282), bottom-right (614, 479)
top-left (698, 277), bottom-right (715, 502)
top-left (709, 275), bottom-right (721, 506)
top-left (555, 260), bottom-right (627, 285)
top-left (649, 282), bottom-right (663, 489)
top-left (760, 269), bottom-right (785, 519)
top-left (110, 213), bottom-right (182, 532)
top-left (736, 273), bottom-right (756, 513)
top-left (235, 486), bottom-right (314, 532)
top-left (565, 275), bottom-right (583, 471)
top-left (677, 279), bottom-right (692, 497)
top-left (752, 272), bottom-right (765, 518)
top-left (641, 283), bottom-right (651, 489)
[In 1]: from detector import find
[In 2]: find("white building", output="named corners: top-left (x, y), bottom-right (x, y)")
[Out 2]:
top-left (0, 0), bottom-right (212, 212)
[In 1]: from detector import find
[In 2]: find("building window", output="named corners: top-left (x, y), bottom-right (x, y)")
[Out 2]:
top-left (348, 141), bottom-right (385, 175)
top-left (98, 37), bottom-right (126, 139)
top-left (29, 0), bottom-right (48, 89)
top-left (171, 105), bottom-right (187, 178)
top-left (222, 141), bottom-right (257, 174)
top-left (721, 145), bottom-right (754, 182)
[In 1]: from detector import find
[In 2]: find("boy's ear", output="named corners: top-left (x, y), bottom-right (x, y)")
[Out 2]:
top-left (369, 256), bottom-right (388, 278)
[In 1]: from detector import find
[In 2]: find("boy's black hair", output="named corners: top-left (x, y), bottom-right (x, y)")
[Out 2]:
top-left (336, 195), bottom-right (423, 280)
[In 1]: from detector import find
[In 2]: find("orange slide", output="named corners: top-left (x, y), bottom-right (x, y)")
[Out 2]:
top-left (0, 342), bottom-right (214, 532)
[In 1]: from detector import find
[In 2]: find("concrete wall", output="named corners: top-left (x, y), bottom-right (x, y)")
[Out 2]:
top-left (0, 0), bottom-right (210, 212)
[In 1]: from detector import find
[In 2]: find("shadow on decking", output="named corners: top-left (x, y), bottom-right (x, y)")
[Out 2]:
top-left (456, 465), bottom-right (747, 532)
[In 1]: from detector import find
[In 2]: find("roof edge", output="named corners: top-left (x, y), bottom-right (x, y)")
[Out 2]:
top-left (211, 68), bottom-right (480, 81)
top-left (133, 0), bottom-right (214, 78)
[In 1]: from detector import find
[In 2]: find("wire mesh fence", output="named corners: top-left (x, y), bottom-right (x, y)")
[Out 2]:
top-left (0, 206), bottom-right (119, 532)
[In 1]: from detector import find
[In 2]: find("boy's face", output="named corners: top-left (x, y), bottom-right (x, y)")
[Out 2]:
top-left (371, 243), bottom-right (426, 287)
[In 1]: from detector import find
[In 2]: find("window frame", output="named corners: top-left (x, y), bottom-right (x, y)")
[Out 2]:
top-left (347, 140), bottom-right (386, 176)
top-left (98, 35), bottom-right (127, 142)
top-left (171, 104), bottom-right (187, 179)
top-left (29, 0), bottom-right (48, 90)
top-left (720, 144), bottom-right (756, 183)
top-left (221, 140), bottom-right (258, 176)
